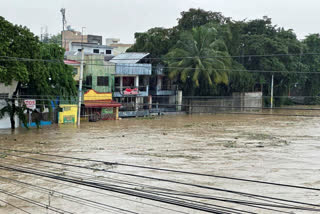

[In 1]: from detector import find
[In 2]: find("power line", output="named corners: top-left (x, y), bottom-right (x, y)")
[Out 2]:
top-left (0, 164), bottom-right (239, 214)
top-left (2, 152), bottom-right (319, 209)
top-left (3, 149), bottom-right (320, 192)
top-left (0, 188), bottom-right (74, 214)
top-left (2, 157), bottom-right (319, 213)
top-left (1, 158), bottom-right (266, 214)
top-left (0, 165), bottom-right (190, 214)
top-left (0, 198), bottom-right (32, 214)
top-left (0, 159), bottom-right (256, 214)
top-left (3, 52), bottom-right (320, 62)
top-left (2, 55), bottom-right (320, 74)
top-left (3, 162), bottom-right (319, 213)
top-left (0, 175), bottom-right (138, 214)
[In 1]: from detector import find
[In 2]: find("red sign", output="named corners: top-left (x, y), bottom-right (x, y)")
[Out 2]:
top-left (24, 100), bottom-right (36, 110)
top-left (123, 88), bottom-right (139, 95)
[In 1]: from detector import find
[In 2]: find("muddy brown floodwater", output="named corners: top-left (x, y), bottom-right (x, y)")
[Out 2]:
top-left (0, 111), bottom-right (319, 214)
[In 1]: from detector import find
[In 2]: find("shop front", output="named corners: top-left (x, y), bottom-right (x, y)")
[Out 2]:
top-left (83, 89), bottom-right (121, 121)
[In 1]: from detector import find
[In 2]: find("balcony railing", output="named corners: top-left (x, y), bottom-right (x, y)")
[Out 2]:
top-left (115, 64), bottom-right (152, 75)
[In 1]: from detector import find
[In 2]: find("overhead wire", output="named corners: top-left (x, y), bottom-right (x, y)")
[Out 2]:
top-left (0, 197), bottom-right (32, 214)
top-left (2, 163), bottom-right (320, 213)
top-left (0, 157), bottom-right (298, 214)
top-left (4, 148), bottom-right (320, 192)
top-left (0, 160), bottom-right (252, 214)
top-left (0, 164), bottom-right (239, 214)
top-left (2, 55), bottom-right (320, 74)
top-left (0, 175), bottom-right (138, 214)
top-left (1, 152), bottom-right (319, 210)
top-left (0, 188), bottom-right (74, 214)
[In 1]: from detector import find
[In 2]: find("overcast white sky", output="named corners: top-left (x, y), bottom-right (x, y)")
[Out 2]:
top-left (1, 0), bottom-right (319, 44)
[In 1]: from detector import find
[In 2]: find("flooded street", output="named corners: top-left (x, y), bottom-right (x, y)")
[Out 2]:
top-left (0, 111), bottom-right (320, 213)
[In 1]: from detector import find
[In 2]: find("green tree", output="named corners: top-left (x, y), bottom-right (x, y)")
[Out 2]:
top-left (0, 99), bottom-right (28, 129)
top-left (127, 27), bottom-right (178, 60)
top-left (177, 8), bottom-right (230, 31)
top-left (0, 17), bottom-right (76, 97)
top-left (165, 25), bottom-right (231, 95)
top-left (301, 34), bottom-right (320, 101)
top-left (42, 33), bottom-right (62, 45)
top-left (0, 17), bottom-right (77, 129)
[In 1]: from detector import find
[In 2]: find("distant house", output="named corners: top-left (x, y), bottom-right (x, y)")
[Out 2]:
top-left (64, 59), bottom-right (81, 81)
top-left (62, 30), bottom-right (103, 51)
top-left (110, 53), bottom-right (152, 117)
top-left (69, 42), bottom-right (113, 55)
top-left (65, 53), bottom-right (115, 93)
top-left (106, 38), bottom-right (132, 56)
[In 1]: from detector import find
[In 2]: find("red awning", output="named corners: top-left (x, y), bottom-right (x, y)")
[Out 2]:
top-left (84, 100), bottom-right (121, 108)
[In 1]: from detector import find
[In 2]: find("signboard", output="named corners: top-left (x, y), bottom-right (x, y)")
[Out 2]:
top-left (102, 108), bottom-right (113, 115)
top-left (24, 100), bottom-right (36, 110)
top-left (63, 115), bottom-right (75, 124)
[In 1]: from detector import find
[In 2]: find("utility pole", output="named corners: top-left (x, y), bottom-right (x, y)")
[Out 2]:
top-left (77, 27), bottom-right (85, 126)
top-left (270, 74), bottom-right (274, 109)
top-left (77, 48), bottom-right (84, 126)
top-left (60, 8), bottom-right (66, 48)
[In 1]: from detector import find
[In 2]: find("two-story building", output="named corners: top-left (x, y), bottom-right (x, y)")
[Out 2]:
top-left (149, 65), bottom-right (181, 112)
top-left (110, 53), bottom-right (152, 117)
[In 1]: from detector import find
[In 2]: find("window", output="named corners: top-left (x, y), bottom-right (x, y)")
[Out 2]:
top-left (72, 68), bottom-right (78, 75)
top-left (86, 76), bottom-right (92, 86)
top-left (106, 50), bottom-right (112, 54)
top-left (93, 49), bottom-right (99, 54)
top-left (97, 76), bottom-right (109, 86)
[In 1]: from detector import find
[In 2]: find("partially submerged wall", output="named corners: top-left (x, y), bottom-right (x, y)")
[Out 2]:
top-left (184, 92), bottom-right (263, 114)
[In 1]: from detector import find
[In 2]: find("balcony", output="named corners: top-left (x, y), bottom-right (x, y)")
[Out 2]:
top-left (113, 86), bottom-right (149, 97)
top-left (115, 64), bottom-right (152, 75)
top-left (150, 85), bottom-right (177, 96)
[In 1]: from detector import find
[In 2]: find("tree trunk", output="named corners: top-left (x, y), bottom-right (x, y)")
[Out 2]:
top-left (10, 100), bottom-right (15, 130)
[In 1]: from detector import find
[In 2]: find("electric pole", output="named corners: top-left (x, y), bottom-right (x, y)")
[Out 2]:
top-left (77, 27), bottom-right (86, 126)
top-left (60, 8), bottom-right (66, 48)
top-left (77, 49), bottom-right (84, 126)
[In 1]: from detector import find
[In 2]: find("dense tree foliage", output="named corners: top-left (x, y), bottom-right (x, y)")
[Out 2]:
top-left (0, 16), bottom-right (76, 97)
top-left (165, 25), bottom-right (231, 95)
top-left (0, 17), bottom-right (76, 129)
top-left (128, 8), bottom-right (320, 102)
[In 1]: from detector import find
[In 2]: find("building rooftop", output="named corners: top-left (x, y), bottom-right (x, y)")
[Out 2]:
top-left (64, 59), bottom-right (81, 65)
top-left (71, 42), bottom-right (113, 49)
top-left (110, 52), bottom-right (149, 64)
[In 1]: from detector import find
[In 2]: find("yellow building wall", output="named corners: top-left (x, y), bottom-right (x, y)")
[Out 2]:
top-left (73, 66), bottom-right (81, 81)
top-left (84, 89), bottom-right (112, 101)
top-left (59, 105), bottom-right (78, 124)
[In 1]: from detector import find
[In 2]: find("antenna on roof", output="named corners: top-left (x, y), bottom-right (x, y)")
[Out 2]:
top-left (60, 8), bottom-right (67, 47)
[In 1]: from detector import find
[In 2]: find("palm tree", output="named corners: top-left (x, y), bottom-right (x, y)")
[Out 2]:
top-left (0, 99), bottom-right (28, 129)
top-left (165, 25), bottom-right (231, 95)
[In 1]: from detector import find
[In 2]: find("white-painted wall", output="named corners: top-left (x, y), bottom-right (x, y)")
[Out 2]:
top-left (70, 43), bottom-right (113, 55)
top-left (0, 81), bottom-right (19, 129)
